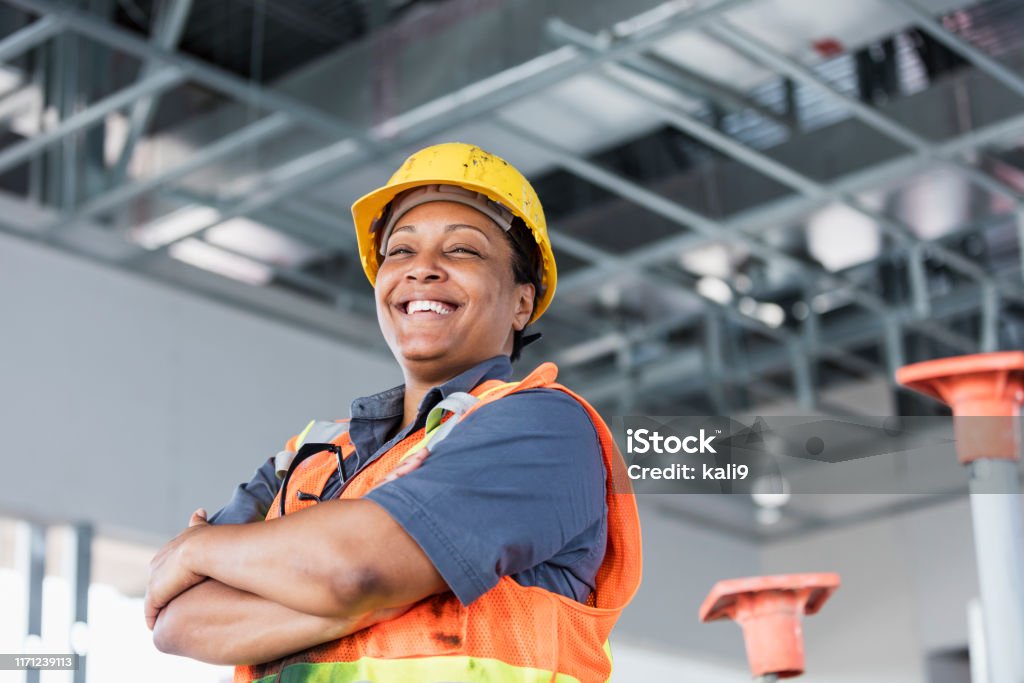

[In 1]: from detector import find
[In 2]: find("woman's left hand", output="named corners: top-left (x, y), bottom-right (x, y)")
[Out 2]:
top-left (144, 508), bottom-right (211, 630)
top-left (379, 447), bottom-right (429, 486)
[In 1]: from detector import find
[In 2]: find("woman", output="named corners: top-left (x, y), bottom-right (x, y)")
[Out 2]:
top-left (146, 143), bottom-right (641, 682)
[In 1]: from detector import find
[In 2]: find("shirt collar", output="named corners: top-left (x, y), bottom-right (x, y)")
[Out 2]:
top-left (350, 355), bottom-right (513, 422)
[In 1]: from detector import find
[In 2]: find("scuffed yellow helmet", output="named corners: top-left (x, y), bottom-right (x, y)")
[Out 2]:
top-left (351, 142), bottom-right (557, 323)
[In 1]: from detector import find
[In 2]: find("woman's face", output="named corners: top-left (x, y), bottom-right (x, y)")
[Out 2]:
top-left (375, 200), bottom-right (534, 378)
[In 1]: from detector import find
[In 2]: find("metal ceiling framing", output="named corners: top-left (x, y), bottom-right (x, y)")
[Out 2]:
top-left (0, 0), bottom-right (1022, 416)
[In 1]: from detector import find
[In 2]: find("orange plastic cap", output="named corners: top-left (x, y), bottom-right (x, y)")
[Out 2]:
top-left (896, 352), bottom-right (1024, 463)
top-left (699, 573), bottom-right (840, 679)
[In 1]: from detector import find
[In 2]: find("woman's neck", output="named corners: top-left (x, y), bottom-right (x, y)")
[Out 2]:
top-left (399, 381), bottom-right (431, 432)
top-left (397, 357), bottom-right (490, 431)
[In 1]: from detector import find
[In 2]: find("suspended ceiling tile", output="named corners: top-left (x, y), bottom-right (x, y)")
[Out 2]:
top-left (653, 0), bottom-right (981, 91)
top-left (497, 73), bottom-right (665, 156)
top-left (205, 217), bottom-right (321, 268)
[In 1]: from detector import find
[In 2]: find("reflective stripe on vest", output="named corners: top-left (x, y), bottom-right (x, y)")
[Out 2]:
top-left (402, 381), bottom-right (516, 459)
top-left (235, 362), bottom-right (642, 683)
top-left (250, 655), bottom-right (582, 683)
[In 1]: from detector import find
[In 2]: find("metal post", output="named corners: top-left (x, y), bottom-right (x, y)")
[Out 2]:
top-left (968, 597), bottom-right (989, 683)
top-left (967, 458), bottom-right (1024, 683)
top-left (16, 522), bottom-right (46, 683)
top-left (789, 338), bottom-right (816, 411)
top-left (909, 243), bottom-right (931, 319)
top-left (1017, 208), bottom-right (1024, 283)
top-left (704, 310), bottom-right (729, 413)
top-left (66, 524), bottom-right (92, 683)
top-left (59, 29), bottom-right (80, 211)
top-left (980, 284), bottom-right (999, 353)
top-left (897, 355), bottom-right (1024, 683)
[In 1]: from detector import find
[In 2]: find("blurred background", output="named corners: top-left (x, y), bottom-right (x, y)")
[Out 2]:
top-left (1, 0), bottom-right (1023, 680)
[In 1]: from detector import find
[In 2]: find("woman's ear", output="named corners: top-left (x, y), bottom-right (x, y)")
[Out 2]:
top-left (512, 282), bottom-right (535, 332)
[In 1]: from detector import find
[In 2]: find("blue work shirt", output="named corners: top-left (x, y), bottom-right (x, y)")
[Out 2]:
top-left (209, 355), bottom-right (607, 606)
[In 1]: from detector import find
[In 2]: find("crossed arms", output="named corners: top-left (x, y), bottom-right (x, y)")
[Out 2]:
top-left (148, 490), bottom-right (445, 666)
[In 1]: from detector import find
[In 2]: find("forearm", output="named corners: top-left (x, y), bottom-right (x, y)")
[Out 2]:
top-left (188, 499), bottom-right (443, 618)
top-left (153, 578), bottom-right (408, 666)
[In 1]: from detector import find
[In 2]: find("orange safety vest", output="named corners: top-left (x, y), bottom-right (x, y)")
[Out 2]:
top-left (235, 362), bottom-right (642, 683)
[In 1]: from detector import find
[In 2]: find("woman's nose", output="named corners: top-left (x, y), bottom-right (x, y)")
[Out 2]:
top-left (404, 252), bottom-right (445, 281)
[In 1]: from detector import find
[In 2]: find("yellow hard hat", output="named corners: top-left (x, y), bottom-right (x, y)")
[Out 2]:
top-left (351, 142), bottom-right (557, 323)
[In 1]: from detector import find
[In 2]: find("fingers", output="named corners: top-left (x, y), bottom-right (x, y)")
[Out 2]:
top-left (144, 589), bottom-right (160, 630)
top-left (381, 448), bottom-right (429, 485)
top-left (189, 508), bottom-right (208, 528)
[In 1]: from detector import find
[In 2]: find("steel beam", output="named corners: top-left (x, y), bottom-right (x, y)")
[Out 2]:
top-left (0, 0), bottom-right (373, 142)
top-left (557, 108), bottom-right (1024, 296)
top-left (0, 14), bottom-right (63, 63)
top-left (127, 136), bottom-right (364, 263)
top-left (550, 229), bottom-right (796, 347)
top-left (1018, 207), bottom-right (1024, 283)
top-left (598, 65), bottom-right (1013, 297)
top-left (1, 0), bottom-right (754, 158)
top-left (702, 19), bottom-right (1022, 283)
top-left (2, 0), bottom-right (757, 257)
top-left (155, 187), bottom-right (371, 310)
top-left (69, 112), bottom-right (293, 221)
top-left (572, 276), bottom-right (991, 404)
top-left (703, 310), bottom-right (730, 412)
top-left (110, 0), bottom-right (193, 184)
top-left (553, 20), bottom-right (1023, 317)
top-left (550, 14), bottom-right (1024, 309)
top-left (980, 283), bottom-right (999, 353)
top-left (521, 118), bottom-right (998, 375)
top-left (545, 16), bottom-right (791, 131)
top-left (0, 67), bottom-right (185, 175)
top-left (705, 18), bottom-right (1024, 206)
top-left (896, 0), bottom-right (1024, 100)
top-left (498, 117), bottom-right (893, 313)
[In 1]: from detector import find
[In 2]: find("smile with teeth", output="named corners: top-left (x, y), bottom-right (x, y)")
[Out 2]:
top-left (404, 300), bottom-right (456, 315)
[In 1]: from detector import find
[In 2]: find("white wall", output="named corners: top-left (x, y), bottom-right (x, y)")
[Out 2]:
top-left (755, 495), bottom-right (992, 683)
top-left (901, 498), bottom-right (980, 653)
top-left (760, 513), bottom-right (929, 683)
top-left (615, 500), bottom-right (763, 662)
top-left (0, 230), bottom-right (400, 542)
top-left (609, 637), bottom-right (750, 683)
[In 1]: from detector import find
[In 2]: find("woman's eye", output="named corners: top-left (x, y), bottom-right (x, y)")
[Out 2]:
top-left (448, 247), bottom-right (480, 256)
top-left (386, 247), bottom-right (413, 256)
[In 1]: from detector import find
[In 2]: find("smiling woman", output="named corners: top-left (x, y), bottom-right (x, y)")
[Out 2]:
top-left (146, 142), bottom-right (642, 683)
top-left (375, 200), bottom-right (535, 402)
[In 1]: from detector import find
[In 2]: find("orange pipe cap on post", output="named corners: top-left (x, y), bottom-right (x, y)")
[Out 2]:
top-left (896, 352), bottom-right (1024, 464)
top-left (699, 573), bottom-right (840, 679)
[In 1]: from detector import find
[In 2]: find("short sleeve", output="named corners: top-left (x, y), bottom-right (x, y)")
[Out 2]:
top-left (364, 388), bottom-right (606, 605)
top-left (208, 456), bottom-right (281, 525)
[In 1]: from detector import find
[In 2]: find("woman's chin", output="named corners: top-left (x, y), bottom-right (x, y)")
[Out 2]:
top-left (396, 342), bottom-right (451, 365)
